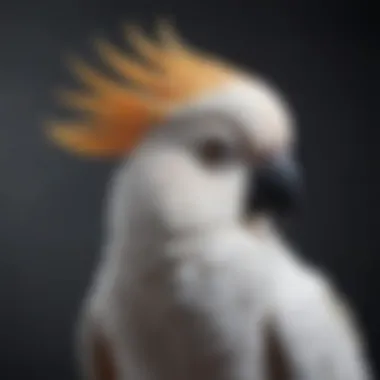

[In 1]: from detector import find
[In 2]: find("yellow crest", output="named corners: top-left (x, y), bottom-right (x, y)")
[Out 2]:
top-left (48, 21), bottom-right (238, 158)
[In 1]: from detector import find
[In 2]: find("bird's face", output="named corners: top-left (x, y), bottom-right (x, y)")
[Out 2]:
top-left (130, 78), bottom-right (302, 234)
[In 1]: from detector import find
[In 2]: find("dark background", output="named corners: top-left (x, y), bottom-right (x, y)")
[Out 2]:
top-left (0, 0), bottom-right (378, 379)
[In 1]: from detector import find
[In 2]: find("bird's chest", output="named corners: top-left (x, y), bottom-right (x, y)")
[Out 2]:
top-left (117, 254), bottom-right (270, 380)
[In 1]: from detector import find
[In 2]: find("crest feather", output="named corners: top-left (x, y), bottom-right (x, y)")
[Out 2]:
top-left (48, 21), bottom-right (237, 158)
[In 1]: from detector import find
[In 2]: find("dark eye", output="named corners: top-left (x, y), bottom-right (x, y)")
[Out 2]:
top-left (196, 137), bottom-right (236, 167)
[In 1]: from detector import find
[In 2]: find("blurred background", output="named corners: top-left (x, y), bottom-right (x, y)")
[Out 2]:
top-left (0, 0), bottom-right (378, 379)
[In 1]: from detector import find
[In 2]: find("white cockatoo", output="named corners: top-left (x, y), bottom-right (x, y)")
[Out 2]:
top-left (49, 21), bottom-right (373, 380)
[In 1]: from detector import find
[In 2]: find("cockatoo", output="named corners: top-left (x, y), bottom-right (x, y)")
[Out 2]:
top-left (48, 21), bottom-right (373, 380)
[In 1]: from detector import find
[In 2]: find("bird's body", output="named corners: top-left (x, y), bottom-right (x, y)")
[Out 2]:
top-left (79, 197), bottom-right (371, 380)
top-left (83, 224), bottom-right (269, 380)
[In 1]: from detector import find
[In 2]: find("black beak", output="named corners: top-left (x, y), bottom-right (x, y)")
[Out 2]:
top-left (247, 154), bottom-right (302, 217)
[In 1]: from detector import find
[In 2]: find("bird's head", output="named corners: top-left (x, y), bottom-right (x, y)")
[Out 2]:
top-left (49, 22), bottom-right (302, 236)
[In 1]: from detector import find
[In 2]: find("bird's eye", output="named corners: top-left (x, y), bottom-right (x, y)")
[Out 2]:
top-left (196, 137), bottom-right (237, 167)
